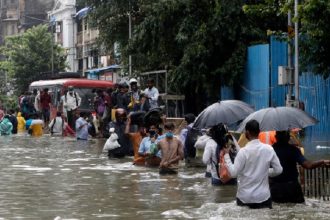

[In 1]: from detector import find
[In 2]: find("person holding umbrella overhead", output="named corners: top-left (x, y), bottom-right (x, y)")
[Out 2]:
top-left (270, 130), bottom-right (330, 203)
top-left (202, 123), bottom-right (237, 186)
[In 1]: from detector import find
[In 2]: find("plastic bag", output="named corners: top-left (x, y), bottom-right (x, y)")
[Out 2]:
top-left (102, 132), bottom-right (121, 152)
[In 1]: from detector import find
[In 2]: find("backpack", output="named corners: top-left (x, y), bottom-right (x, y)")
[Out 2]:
top-left (213, 144), bottom-right (232, 183)
top-left (184, 127), bottom-right (200, 158)
top-left (50, 117), bottom-right (64, 135)
top-left (213, 134), bottom-right (239, 183)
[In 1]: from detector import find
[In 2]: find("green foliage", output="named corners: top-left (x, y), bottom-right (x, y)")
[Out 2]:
top-left (300, 0), bottom-right (330, 78)
top-left (243, 0), bottom-right (330, 78)
top-left (87, 0), bottom-right (254, 109)
top-left (0, 94), bottom-right (18, 111)
top-left (86, 0), bottom-right (330, 112)
top-left (0, 25), bottom-right (67, 93)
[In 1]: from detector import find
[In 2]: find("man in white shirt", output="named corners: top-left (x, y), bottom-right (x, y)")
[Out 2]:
top-left (224, 119), bottom-right (282, 209)
top-left (63, 86), bottom-right (81, 129)
top-left (33, 89), bottom-right (41, 113)
top-left (144, 79), bottom-right (159, 109)
top-left (48, 112), bottom-right (67, 136)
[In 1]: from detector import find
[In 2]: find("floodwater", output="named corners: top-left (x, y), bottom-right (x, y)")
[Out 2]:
top-left (0, 135), bottom-right (329, 220)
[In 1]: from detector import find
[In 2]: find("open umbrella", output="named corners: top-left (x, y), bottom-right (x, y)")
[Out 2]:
top-left (236, 106), bottom-right (319, 132)
top-left (193, 100), bottom-right (254, 129)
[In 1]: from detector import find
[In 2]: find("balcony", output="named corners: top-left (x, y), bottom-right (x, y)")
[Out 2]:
top-left (83, 28), bottom-right (99, 43)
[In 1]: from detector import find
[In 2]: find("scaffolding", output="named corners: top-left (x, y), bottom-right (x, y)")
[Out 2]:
top-left (139, 70), bottom-right (185, 117)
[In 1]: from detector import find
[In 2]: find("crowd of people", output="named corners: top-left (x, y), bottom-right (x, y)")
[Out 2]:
top-left (1, 77), bottom-right (330, 209)
top-left (0, 78), bottom-right (160, 137)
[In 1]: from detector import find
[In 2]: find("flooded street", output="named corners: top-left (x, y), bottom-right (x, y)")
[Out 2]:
top-left (0, 135), bottom-right (329, 220)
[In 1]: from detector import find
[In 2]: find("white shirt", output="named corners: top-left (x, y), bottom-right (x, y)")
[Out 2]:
top-left (48, 116), bottom-right (66, 135)
top-left (63, 91), bottom-right (81, 111)
top-left (225, 139), bottom-right (282, 204)
top-left (202, 139), bottom-right (219, 180)
top-left (34, 93), bottom-right (40, 111)
top-left (144, 87), bottom-right (159, 109)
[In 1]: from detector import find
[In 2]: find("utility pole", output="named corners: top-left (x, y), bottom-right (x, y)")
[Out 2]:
top-left (50, 15), bottom-right (56, 74)
top-left (294, 0), bottom-right (299, 105)
top-left (128, 0), bottom-right (132, 76)
top-left (287, 10), bottom-right (293, 103)
top-left (51, 23), bottom-right (54, 73)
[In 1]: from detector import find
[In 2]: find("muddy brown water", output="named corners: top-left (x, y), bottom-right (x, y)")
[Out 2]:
top-left (0, 135), bottom-right (329, 219)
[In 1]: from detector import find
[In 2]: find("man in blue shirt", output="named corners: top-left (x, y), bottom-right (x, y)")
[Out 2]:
top-left (138, 125), bottom-right (164, 166)
top-left (75, 112), bottom-right (89, 140)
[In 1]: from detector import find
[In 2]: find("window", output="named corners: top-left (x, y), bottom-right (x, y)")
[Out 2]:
top-left (84, 21), bottom-right (87, 31)
top-left (77, 20), bottom-right (83, 32)
top-left (78, 59), bottom-right (83, 71)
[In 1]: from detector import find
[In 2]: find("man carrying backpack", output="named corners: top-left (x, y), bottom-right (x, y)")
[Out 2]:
top-left (224, 120), bottom-right (283, 209)
top-left (48, 112), bottom-right (66, 136)
top-left (63, 86), bottom-right (81, 130)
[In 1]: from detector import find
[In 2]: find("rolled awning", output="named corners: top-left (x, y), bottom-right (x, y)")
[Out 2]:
top-left (75, 7), bottom-right (90, 20)
top-left (87, 65), bottom-right (121, 74)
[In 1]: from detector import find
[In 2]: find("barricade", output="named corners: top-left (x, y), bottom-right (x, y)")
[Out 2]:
top-left (302, 165), bottom-right (330, 201)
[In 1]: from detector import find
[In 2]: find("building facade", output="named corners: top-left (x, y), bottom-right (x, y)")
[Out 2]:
top-left (0, 0), bottom-right (54, 44)
top-left (49, 0), bottom-right (118, 77)
top-left (49, 0), bottom-right (76, 72)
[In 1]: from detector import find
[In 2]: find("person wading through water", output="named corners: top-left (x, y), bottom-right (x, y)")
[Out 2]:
top-left (224, 120), bottom-right (283, 209)
top-left (63, 86), bottom-right (81, 130)
top-left (157, 122), bottom-right (184, 175)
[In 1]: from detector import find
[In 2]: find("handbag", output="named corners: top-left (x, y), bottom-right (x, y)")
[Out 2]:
top-left (219, 149), bottom-right (232, 183)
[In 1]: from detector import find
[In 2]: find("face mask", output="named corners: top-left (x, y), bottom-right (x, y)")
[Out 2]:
top-left (165, 132), bottom-right (173, 138)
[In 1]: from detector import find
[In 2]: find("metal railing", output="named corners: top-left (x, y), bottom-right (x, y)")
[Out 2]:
top-left (302, 166), bottom-right (330, 201)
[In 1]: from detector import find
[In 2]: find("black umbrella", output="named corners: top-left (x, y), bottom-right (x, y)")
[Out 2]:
top-left (193, 100), bottom-right (254, 129)
top-left (143, 107), bottom-right (163, 127)
top-left (236, 106), bottom-right (319, 132)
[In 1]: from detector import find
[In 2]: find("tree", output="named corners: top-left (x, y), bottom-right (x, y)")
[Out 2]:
top-left (87, 0), bottom-right (254, 113)
top-left (0, 25), bottom-right (67, 93)
top-left (243, 0), bottom-right (330, 78)
top-left (300, 0), bottom-right (330, 78)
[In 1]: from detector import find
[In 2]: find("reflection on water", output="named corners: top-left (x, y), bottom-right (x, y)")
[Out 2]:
top-left (0, 135), bottom-right (329, 219)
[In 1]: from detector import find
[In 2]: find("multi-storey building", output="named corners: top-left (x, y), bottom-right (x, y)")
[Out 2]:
top-left (0, 0), bottom-right (54, 95)
top-left (0, 0), bottom-right (54, 44)
top-left (49, 0), bottom-right (76, 72)
top-left (75, 6), bottom-right (119, 81)
top-left (49, 0), bottom-right (119, 79)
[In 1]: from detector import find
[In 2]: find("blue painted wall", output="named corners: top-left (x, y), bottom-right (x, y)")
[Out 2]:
top-left (241, 44), bottom-right (270, 110)
top-left (300, 72), bottom-right (330, 144)
top-left (269, 37), bottom-right (289, 107)
top-left (221, 37), bottom-right (330, 148)
top-left (246, 39), bottom-right (329, 148)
